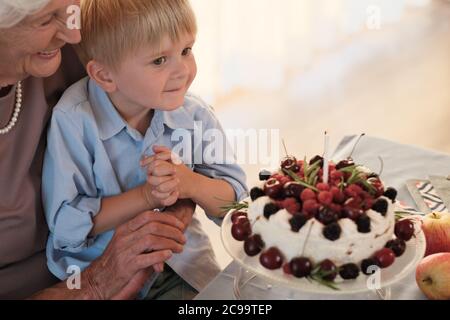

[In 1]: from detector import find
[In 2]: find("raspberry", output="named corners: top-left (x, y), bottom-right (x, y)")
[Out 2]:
top-left (301, 188), bottom-right (316, 202)
top-left (302, 199), bottom-right (319, 217)
top-left (316, 183), bottom-right (330, 192)
top-left (330, 187), bottom-right (346, 204)
top-left (345, 197), bottom-right (363, 209)
top-left (282, 198), bottom-right (301, 214)
top-left (362, 197), bottom-right (374, 211)
top-left (345, 184), bottom-right (363, 198)
top-left (330, 170), bottom-right (344, 180)
top-left (318, 191), bottom-right (333, 206)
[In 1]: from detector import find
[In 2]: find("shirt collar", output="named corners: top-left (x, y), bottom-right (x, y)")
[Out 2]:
top-left (158, 105), bottom-right (195, 131)
top-left (88, 79), bottom-right (195, 141)
top-left (88, 79), bottom-right (127, 141)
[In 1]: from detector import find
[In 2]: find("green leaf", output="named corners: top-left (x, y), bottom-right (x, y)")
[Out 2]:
top-left (282, 169), bottom-right (319, 192)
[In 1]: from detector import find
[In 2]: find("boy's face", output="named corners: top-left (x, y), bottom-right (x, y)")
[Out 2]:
top-left (110, 33), bottom-right (197, 112)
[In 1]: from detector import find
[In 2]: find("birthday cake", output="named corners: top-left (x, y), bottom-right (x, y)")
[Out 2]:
top-left (230, 155), bottom-right (416, 284)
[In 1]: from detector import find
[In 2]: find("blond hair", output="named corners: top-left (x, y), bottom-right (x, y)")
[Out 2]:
top-left (77, 0), bottom-right (197, 70)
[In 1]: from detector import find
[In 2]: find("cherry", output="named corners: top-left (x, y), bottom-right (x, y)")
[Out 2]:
top-left (264, 178), bottom-right (283, 199)
top-left (394, 219), bottom-right (415, 241)
top-left (385, 239), bottom-right (406, 257)
top-left (283, 263), bottom-right (292, 275)
top-left (244, 234), bottom-right (265, 256)
top-left (319, 259), bottom-right (338, 281)
top-left (283, 182), bottom-right (305, 198)
top-left (290, 257), bottom-right (313, 278)
top-left (336, 159), bottom-right (354, 170)
top-left (281, 156), bottom-right (300, 173)
top-left (260, 247), bottom-right (284, 270)
top-left (309, 155), bottom-right (324, 167)
top-left (374, 248), bottom-right (396, 268)
top-left (231, 211), bottom-right (248, 224)
top-left (231, 218), bottom-right (251, 241)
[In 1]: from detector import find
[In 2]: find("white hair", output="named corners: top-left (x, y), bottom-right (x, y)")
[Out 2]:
top-left (0, 0), bottom-right (51, 28)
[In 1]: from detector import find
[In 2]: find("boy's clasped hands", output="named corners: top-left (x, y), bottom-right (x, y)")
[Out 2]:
top-left (140, 145), bottom-right (194, 209)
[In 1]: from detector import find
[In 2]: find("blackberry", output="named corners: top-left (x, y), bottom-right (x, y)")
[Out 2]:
top-left (315, 206), bottom-right (338, 225)
top-left (383, 187), bottom-right (398, 203)
top-left (372, 198), bottom-right (388, 216)
top-left (264, 203), bottom-right (279, 219)
top-left (323, 222), bottom-right (341, 241)
top-left (356, 214), bottom-right (371, 233)
top-left (361, 258), bottom-right (380, 275)
top-left (259, 169), bottom-right (272, 181)
top-left (289, 214), bottom-right (308, 232)
top-left (385, 239), bottom-right (406, 257)
top-left (250, 187), bottom-right (266, 201)
top-left (339, 263), bottom-right (360, 280)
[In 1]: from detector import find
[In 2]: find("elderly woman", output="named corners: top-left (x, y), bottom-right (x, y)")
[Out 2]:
top-left (0, 0), bottom-right (193, 299)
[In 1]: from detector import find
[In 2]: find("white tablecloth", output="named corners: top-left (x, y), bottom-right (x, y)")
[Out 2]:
top-left (196, 135), bottom-right (450, 300)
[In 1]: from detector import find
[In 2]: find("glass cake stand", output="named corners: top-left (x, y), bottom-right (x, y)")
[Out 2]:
top-left (222, 209), bottom-right (426, 300)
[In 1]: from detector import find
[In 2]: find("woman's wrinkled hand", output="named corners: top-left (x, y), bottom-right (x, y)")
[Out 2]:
top-left (84, 210), bottom-right (187, 299)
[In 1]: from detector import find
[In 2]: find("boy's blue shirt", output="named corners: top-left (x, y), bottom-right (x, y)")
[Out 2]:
top-left (42, 77), bottom-right (248, 292)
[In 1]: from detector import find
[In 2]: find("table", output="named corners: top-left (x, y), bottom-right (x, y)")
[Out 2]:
top-left (196, 135), bottom-right (450, 300)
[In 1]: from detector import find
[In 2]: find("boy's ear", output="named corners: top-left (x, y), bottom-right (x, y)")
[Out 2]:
top-left (86, 60), bottom-right (117, 93)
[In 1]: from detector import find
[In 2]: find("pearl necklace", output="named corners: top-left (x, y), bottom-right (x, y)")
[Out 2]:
top-left (0, 81), bottom-right (22, 135)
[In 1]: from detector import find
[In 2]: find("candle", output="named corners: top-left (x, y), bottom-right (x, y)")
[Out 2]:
top-left (323, 131), bottom-right (330, 184)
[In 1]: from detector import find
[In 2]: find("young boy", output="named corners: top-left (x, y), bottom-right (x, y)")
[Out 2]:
top-left (42, 0), bottom-right (247, 299)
